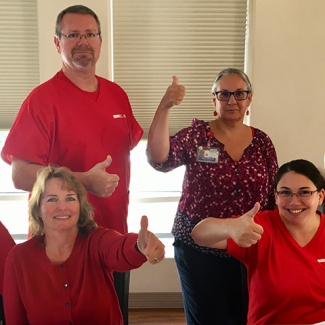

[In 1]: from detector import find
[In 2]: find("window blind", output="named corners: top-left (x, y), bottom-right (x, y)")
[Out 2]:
top-left (0, 0), bottom-right (39, 130)
top-left (113, 0), bottom-right (247, 137)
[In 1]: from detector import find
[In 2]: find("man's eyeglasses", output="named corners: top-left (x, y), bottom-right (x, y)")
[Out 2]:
top-left (59, 32), bottom-right (101, 41)
top-left (276, 190), bottom-right (318, 198)
top-left (213, 90), bottom-right (251, 101)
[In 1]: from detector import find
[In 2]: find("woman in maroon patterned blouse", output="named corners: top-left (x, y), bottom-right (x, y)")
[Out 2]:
top-left (147, 68), bottom-right (278, 325)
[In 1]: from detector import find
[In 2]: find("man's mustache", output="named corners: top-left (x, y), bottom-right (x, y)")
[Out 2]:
top-left (72, 46), bottom-right (94, 55)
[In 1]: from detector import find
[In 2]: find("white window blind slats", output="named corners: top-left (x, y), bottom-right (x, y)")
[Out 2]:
top-left (113, 0), bottom-right (247, 137)
top-left (0, 1), bottom-right (246, 133)
top-left (0, 0), bottom-right (39, 130)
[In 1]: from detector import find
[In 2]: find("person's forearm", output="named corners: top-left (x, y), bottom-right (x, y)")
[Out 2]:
top-left (12, 158), bottom-right (87, 193)
top-left (191, 218), bottom-right (236, 249)
top-left (147, 104), bottom-right (171, 163)
top-left (12, 158), bottom-right (44, 192)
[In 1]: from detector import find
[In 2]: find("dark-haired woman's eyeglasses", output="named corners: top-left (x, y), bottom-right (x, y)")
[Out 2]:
top-left (213, 90), bottom-right (250, 101)
top-left (276, 190), bottom-right (317, 198)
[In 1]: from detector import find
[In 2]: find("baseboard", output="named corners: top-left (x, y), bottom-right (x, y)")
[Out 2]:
top-left (129, 292), bottom-right (183, 308)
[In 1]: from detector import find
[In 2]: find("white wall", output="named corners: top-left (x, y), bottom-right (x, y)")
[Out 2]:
top-left (130, 258), bottom-right (181, 293)
top-left (246, 0), bottom-right (325, 167)
top-left (36, 0), bottom-right (325, 293)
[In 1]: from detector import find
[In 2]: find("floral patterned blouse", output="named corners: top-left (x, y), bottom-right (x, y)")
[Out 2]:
top-left (148, 119), bottom-right (278, 256)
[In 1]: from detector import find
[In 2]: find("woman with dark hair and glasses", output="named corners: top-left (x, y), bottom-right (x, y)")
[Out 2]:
top-left (146, 68), bottom-right (278, 324)
top-left (192, 159), bottom-right (325, 325)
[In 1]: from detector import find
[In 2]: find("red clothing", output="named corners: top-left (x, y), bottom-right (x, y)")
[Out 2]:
top-left (3, 227), bottom-right (147, 325)
top-left (0, 222), bottom-right (15, 294)
top-left (227, 209), bottom-right (325, 325)
top-left (1, 71), bottom-right (143, 234)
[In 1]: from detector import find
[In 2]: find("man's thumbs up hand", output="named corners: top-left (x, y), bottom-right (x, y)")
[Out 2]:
top-left (84, 155), bottom-right (119, 197)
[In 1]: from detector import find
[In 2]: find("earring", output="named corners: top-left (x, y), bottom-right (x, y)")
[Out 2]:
top-left (213, 111), bottom-right (217, 116)
top-left (246, 110), bottom-right (249, 116)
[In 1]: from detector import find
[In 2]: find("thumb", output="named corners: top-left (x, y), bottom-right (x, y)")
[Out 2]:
top-left (96, 155), bottom-right (112, 170)
top-left (172, 75), bottom-right (179, 85)
top-left (247, 202), bottom-right (260, 219)
top-left (140, 215), bottom-right (149, 233)
top-left (138, 216), bottom-right (149, 250)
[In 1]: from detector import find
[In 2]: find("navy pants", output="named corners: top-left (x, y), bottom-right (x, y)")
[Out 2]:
top-left (174, 240), bottom-right (248, 325)
top-left (0, 294), bottom-right (4, 325)
top-left (114, 271), bottom-right (130, 325)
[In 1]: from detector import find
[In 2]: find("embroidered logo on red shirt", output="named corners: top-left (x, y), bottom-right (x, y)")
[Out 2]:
top-left (317, 258), bottom-right (325, 262)
top-left (113, 114), bottom-right (126, 119)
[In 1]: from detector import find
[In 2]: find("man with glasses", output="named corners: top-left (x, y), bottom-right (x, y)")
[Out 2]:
top-left (1, 5), bottom-right (143, 324)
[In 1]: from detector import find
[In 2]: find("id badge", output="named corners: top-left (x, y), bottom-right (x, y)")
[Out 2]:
top-left (197, 146), bottom-right (220, 163)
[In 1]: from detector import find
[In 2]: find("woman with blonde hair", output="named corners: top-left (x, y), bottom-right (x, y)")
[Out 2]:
top-left (4, 166), bottom-right (165, 325)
